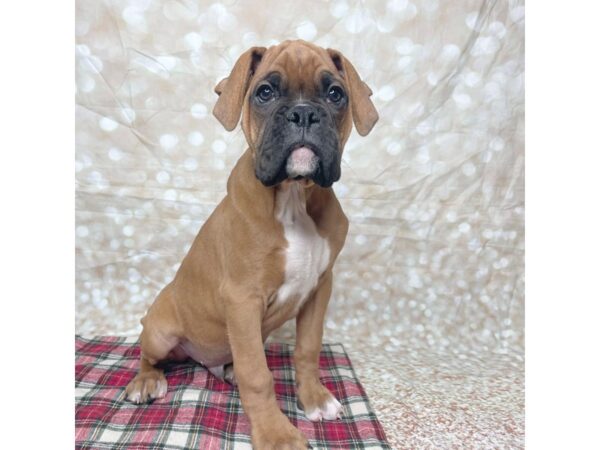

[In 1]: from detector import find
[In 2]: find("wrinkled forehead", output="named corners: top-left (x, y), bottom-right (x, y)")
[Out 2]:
top-left (253, 43), bottom-right (342, 95)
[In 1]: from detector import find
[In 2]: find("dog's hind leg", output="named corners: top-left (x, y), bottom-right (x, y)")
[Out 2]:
top-left (125, 284), bottom-right (181, 403)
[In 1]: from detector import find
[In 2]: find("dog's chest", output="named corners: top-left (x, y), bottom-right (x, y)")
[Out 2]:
top-left (274, 184), bottom-right (330, 312)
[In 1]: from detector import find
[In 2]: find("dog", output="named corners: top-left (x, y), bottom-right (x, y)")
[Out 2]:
top-left (125, 39), bottom-right (378, 449)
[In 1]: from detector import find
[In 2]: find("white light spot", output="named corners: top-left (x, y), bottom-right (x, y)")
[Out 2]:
top-left (387, 0), bottom-right (408, 13)
top-left (494, 257), bottom-right (510, 269)
top-left (156, 170), bottom-right (170, 184)
top-left (427, 72), bottom-right (439, 86)
top-left (459, 222), bottom-right (471, 233)
top-left (122, 7), bottom-right (146, 28)
top-left (408, 272), bottom-right (422, 288)
top-left (416, 121), bottom-right (432, 136)
top-left (464, 71), bottom-right (481, 87)
top-left (484, 81), bottom-right (502, 102)
top-left (76, 226), bottom-right (89, 238)
top-left (160, 134), bottom-right (179, 150)
top-left (76, 44), bottom-right (90, 56)
top-left (78, 76), bottom-right (95, 93)
top-left (184, 158), bottom-right (198, 171)
top-left (296, 21), bottom-right (317, 40)
top-left (108, 147), bottom-right (123, 161)
top-left (462, 162), bottom-right (476, 177)
top-left (465, 11), bottom-right (479, 30)
top-left (488, 21), bottom-right (507, 39)
top-left (184, 32), bottom-right (203, 50)
top-left (334, 182), bottom-right (348, 198)
top-left (242, 31), bottom-right (259, 47)
top-left (129, 284), bottom-right (140, 294)
top-left (376, 85), bottom-right (396, 102)
top-left (422, 0), bottom-right (439, 12)
top-left (156, 56), bottom-right (177, 71)
top-left (395, 37), bottom-right (414, 55)
top-left (386, 141), bottom-right (403, 156)
top-left (345, 9), bottom-right (369, 34)
top-left (99, 117), bottom-right (119, 132)
top-left (376, 14), bottom-right (396, 33)
top-left (470, 36), bottom-right (500, 56)
top-left (330, 0), bottom-right (349, 18)
top-left (355, 234), bottom-right (367, 245)
top-left (490, 137), bottom-right (505, 152)
top-left (188, 131), bottom-right (204, 146)
top-left (190, 103), bottom-right (207, 118)
top-left (212, 158), bottom-right (225, 170)
top-left (510, 6), bottom-right (525, 23)
top-left (397, 56), bottom-right (413, 71)
top-left (452, 91), bottom-right (472, 109)
top-left (121, 107), bottom-right (136, 124)
top-left (164, 189), bottom-right (177, 201)
top-left (440, 44), bottom-right (460, 62)
top-left (416, 147), bottom-right (430, 164)
top-left (212, 139), bottom-right (226, 154)
top-left (122, 225), bottom-right (135, 237)
top-left (481, 151), bottom-right (493, 163)
top-left (217, 11), bottom-right (237, 32)
top-left (81, 55), bottom-right (103, 73)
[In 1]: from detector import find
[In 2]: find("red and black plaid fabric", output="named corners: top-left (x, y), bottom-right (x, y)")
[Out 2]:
top-left (76, 335), bottom-right (390, 449)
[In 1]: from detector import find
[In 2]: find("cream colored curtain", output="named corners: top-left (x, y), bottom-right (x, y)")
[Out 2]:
top-left (76, 1), bottom-right (524, 447)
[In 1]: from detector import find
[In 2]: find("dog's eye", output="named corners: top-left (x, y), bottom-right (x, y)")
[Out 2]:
top-left (256, 85), bottom-right (275, 102)
top-left (327, 86), bottom-right (344, 103)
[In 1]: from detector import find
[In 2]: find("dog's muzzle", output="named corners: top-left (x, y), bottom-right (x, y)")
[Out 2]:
top-left (255, 101), bottom-right (341, 187)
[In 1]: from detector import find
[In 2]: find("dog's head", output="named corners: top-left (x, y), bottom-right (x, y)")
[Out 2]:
top-left (213, 40), bottom-right (378, 188)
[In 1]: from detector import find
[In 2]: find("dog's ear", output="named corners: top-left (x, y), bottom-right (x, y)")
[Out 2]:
top-left (327, 49), bottom-right (378, 136)
top-left (213, 47), bottom-right (267, 131)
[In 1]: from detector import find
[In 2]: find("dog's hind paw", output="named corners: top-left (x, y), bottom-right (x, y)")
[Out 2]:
top-left (208, 362), bottom-right (236, 385)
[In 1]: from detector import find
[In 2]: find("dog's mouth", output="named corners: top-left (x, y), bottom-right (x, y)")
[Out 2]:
top-left (285, 144), bottom-right (319, 182)
top-left (255, 139), bottom-right (340, 188)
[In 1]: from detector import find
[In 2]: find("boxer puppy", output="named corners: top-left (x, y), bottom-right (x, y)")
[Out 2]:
top-left (125, 40), bottom-right (378, 449)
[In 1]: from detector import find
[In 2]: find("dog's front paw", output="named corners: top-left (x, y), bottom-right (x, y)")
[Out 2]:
top-left (125, 371), bottom-right (167, 404)
top-left (251, 411), bottom-right (309, 450)
top-left (297, 381), bottom-right (343, 421)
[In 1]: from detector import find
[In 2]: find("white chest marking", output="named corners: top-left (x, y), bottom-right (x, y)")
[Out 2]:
top-left (275, 183), bottom-right (330, 312)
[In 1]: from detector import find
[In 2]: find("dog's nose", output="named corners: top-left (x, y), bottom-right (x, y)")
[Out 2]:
top-left (286, 105), bottom-right (320, 128)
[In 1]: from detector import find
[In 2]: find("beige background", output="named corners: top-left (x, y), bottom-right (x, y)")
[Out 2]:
top-left (75, 0), bottom-right (524, 448)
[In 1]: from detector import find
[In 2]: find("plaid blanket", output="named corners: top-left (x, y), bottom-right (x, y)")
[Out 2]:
top-left (76, 336), bottom-right (390, 449)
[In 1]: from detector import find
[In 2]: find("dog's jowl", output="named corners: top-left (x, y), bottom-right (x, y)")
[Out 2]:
top-left (125, 40), bottom-right (378, 449)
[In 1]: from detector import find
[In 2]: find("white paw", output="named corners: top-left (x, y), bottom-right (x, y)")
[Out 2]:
top-left (304, 395), bottom-right (343, 421)
top-left (126, 377), bottom-right (167, 404)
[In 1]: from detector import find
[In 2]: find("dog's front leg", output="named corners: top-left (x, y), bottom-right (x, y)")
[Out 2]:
top-left (294, 271), bottom-right (343, 421)
top-left (225, 295), bottom-right (308, 450)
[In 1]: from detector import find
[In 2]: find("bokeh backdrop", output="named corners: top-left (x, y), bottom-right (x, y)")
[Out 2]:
top-left (75, 0), bottom-right (524, 447)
